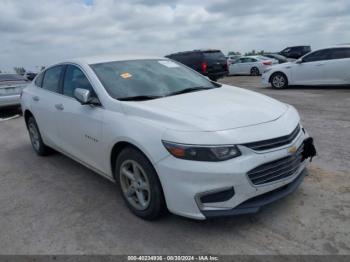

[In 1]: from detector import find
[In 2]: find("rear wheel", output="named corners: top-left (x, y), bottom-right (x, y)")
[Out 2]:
top-left (115, 147), bottom-right (165, 220)
top-left (250, 67), bottom-right (260, 76)
top-left (270, 72), bottom-right (288, 89)
top-left (27, 117), bottom-right (51, 156)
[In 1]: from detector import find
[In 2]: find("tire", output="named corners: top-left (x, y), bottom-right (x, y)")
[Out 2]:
top-left (270, 72), bottom-right (288, 89)
top-left (115, 147), bottom-right (165, 220)
top-left (250, 67), bottom-right (260, 76)
top-left (27, 116), bottom-right (52, 156)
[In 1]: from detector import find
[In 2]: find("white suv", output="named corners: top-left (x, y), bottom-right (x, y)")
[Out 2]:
top-left (21, 55), bottom-right (316, 220)
top-left (262, 46), bottom-right (350, 88)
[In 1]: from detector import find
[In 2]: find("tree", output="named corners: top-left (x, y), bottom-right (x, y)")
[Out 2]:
top-left (228, 51), bottom-right (241, 56)
top-left (14, 67), bottom-right (26, 75)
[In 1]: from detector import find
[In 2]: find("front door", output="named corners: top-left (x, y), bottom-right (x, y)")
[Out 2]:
top-left (291, 49), bottom-right (330, 85)
top-left (55, 65), bottom-right (105, 173)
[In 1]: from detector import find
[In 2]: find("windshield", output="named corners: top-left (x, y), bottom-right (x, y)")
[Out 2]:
top-left (90, 59), bottom-right (216, 100)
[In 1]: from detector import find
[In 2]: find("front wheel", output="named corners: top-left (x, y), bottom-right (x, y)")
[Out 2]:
top-left (270, 72), bottom-right (288, 89)
top-left (115, 147), bottom-right (165, 220)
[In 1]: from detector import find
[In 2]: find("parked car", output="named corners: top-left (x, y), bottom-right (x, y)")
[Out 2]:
top-left (24, 72), bottom-right (38, 81)
top-left (264, 53), bottom-right (288, 64)
top-left (21, 55), bottom-right (316, 220)
top-left (228, 56), bottom-right (273, 76)
top-left (279, 46), bottom-right (311, 59)
top-left (227, 54), bottom-right (242, 65)
top-left (262, 46), bottom-right (350, 89)
top-left (165, 49), bottom-right (228, 81)
top-left (0, 74), bottom-right (28, 108)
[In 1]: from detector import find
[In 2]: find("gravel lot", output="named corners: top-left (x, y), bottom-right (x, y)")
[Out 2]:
top-left (0, 76), bottom-right (349, 255)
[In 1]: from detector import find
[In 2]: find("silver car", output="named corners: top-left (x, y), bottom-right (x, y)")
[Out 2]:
top-left (0, 74), bottom-right (28, 108)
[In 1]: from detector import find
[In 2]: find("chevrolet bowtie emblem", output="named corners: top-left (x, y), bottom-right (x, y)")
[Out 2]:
top-left (288, 146), bottom-right (297, 154)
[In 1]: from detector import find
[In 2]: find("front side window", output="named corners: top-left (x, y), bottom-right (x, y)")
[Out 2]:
top-left (42, 65), bottom-right (63, 93)
top-left (90, 59), bottom-right (216, 100)
top-left (302, 49), bottom-right (330, 63)
top-left (63, 65), bottom-right (94, 98)
top-left (329, 48), bottom-right (350, 60)
top-left (34, 72), bottom-right (44, 87)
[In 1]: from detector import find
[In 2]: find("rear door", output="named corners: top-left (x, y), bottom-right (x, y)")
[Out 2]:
top-left (30, 65), bottom-right (64, 147)
top-left (323, 48), bottom-right (350, 84)
top-left (240, 58), bottom-right (253, 74)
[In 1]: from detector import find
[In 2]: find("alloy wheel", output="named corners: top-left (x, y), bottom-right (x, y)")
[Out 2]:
top-left (28, 122), bottom-right (40, 151)
top-left (272, 74), bottom-right (286, 88)
top-left (119, 160), bottom-right (151, 211)
top-left (251, 68), bottom-right (259, 76)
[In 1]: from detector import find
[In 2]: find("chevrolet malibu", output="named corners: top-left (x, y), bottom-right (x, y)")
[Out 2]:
top-left (21, 55), bottom-right (316, 220)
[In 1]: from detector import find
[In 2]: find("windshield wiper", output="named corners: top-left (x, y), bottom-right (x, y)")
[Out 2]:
top-left (166, 86), bottom-right (216, 97)
top-left (118, 95), bottom-right (163, 101)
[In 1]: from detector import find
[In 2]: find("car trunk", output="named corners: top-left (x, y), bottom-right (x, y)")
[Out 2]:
top-left (202, 51), bottom-right (228, 74)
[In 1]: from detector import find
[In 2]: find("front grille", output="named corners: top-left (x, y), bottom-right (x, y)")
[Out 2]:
top-left (247, 145), bottom-right (304, 185)
top-left (243, 124), bottom-right (301, 151)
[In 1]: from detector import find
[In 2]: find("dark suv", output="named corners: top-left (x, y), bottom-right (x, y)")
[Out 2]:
top-left (166, 49), bottom-right (228, 81)
top-left (279, 46), bottom-right (311, 59)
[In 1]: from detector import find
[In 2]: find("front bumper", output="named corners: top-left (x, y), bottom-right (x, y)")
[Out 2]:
top-left (261, 73), bottom-right (271, 87)
top-left (156, 131), bottom-right (309, 220)
top-left (0, 94), bottom-right (21, 108)
top-left (202, 169), bottom-right (307, 218)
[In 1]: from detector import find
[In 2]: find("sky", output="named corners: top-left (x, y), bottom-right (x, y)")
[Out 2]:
top-left (0, 0), bottom-right (349, 72)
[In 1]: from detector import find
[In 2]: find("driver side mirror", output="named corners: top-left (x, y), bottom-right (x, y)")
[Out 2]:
top-left (74, 88), bottom-right (100, 106)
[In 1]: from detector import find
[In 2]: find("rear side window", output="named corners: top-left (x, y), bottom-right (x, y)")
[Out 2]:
top-left (42, 66), bottom-right (64, 93)
top-left (329, 48), bottom-right (350, 59)
top-left (34, 72), bottom-right (44, 87)
top-left (63, 65), bottom-right (94, 98)
top-left (203, 51), bottom-right (226, 61)
top-left (303, 46), bottom-right (311, 52)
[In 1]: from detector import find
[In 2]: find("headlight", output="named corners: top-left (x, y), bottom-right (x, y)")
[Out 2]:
top-left (263, 68), bottom-right (272, 73)
top-left (162, 141), bottom-right (241, 161)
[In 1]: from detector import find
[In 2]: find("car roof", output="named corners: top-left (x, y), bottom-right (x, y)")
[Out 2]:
top-left (167, 49), bottom-right (222, 56)
top-left (60, 54), bottom-right (165, 66)
top-left (307, 45), bottom-right (350, 53)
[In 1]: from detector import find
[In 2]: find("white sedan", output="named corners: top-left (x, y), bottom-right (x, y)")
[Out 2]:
top-left (228, 56), bottom-right (274, 76)
top-left (21, 55), bottom-right (316, 220)
top-left (262, 46), bottom-right (350, 88)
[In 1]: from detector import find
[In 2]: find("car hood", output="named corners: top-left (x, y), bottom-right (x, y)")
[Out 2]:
top-left (122, 85), bottom-right (289, 131)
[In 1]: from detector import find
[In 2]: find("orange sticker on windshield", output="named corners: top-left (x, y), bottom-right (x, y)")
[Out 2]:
top-left (120, 72), bottom-right (132, 79)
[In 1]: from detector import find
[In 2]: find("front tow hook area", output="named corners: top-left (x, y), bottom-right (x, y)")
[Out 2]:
top-left (302, 137), bottom-right (317, 162)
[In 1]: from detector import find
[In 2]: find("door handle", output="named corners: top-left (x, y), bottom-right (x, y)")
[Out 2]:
top-left (32, 96), bottom-right (40, 102)
top-left (55, 104), bottom-right (64, 111)
top-left (316, 64), bottom-right (324, 66)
